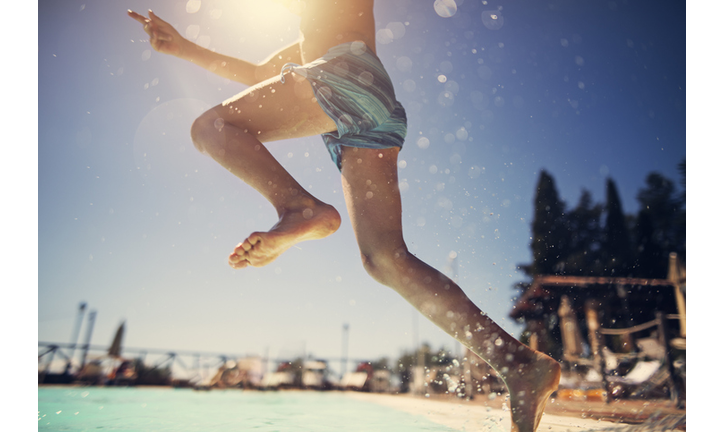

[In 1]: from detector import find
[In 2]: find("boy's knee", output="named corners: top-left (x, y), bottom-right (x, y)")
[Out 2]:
top-left (190, 111), bottom-right (222, 154)
top-left (190, 115), bottom-right (209, 153)
top-left (360, 245), bottom-right (408, 285)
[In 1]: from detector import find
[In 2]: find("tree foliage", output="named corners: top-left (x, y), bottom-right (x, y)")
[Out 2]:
top-left (530, 171), bottom-right (570, 275)
top-left (513, 163), bottom-right (685, 358)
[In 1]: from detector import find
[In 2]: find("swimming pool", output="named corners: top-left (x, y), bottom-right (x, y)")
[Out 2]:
top-left (38, 387), bottom-right (461, 431)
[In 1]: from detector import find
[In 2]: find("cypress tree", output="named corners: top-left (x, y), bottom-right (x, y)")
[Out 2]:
top-left (530, 170), bottom-right (569, 275)
top-left (565, 189), bottom-right (603, 275)
top-left (603, 178), bottom-right (633, 276)
top-left (633, 173), bottom-right (684, 278)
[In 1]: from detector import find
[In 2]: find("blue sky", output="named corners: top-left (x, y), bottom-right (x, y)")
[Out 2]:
top-left (33, 0), bottom-right (691, 376)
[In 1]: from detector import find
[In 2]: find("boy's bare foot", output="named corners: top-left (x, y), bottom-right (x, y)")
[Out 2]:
top-left (504, 352), bottom-right (561, 432)
top-left (228, 200), bottom-right (341, 268)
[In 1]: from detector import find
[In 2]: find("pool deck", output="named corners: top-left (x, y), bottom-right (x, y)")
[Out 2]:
top-left (345, 391), bottom-right (686, 431)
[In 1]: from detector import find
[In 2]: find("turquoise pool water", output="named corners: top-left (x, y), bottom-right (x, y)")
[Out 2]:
top-left (38, 387), bottom-right (459, 431)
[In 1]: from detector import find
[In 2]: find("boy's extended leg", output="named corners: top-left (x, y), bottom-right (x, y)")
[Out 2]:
top-left (191, 72), bottom-right (342, 268)
top-left (339, 146), bottom-right (560, 432)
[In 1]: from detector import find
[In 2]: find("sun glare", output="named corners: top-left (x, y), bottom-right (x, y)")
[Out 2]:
top-left (178, 0), bottom-right (301, 61)
top-left (209, 1), bottom-right (298, 36)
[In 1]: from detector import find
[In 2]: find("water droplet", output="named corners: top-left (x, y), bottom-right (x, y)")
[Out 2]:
top-left (477, 65), bottom-right (493, 80)
top-left (196, 35), bottom-right (211, 49)
top-left (434, 0), bottom-right (457, 18)
top-left (359, 71), bottom-right (374, 86)
top-left (437, 91), bottom-right (455, 107)
top-left (403, 79), bottom-right (416, 93)
top-left (185, 24), bottom-right (200, 40)
top-left (186, 0), bottom-right (201, 14)
top-left (482, 10), bottom-right (504, 30)
top-left (350, 41), bottom-right (367, 55)
top-left (376, 28), bottom-right (394, 45)
top-left (396, 56), bottom-right (413, 73)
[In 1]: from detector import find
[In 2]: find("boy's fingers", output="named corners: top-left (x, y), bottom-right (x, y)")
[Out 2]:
top-left (128, 10), bottom-right (155, 37)
top-left (148, 10), bottom-right (171, 26)
top-left (127, 10), bottom-right (148, 24)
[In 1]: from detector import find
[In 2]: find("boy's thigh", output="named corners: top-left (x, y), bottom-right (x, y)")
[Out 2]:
top-left (210, 72), bottom-right (337, 143)
top-left (340, 146), bottom-right (404, 243)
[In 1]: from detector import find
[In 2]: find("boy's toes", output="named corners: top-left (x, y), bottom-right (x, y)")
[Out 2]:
top-left (235, 241), bottom-right (252, 253)
top-left (229, 255), bottom-right (249, 269)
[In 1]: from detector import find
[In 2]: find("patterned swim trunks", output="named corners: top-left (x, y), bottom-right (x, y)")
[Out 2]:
top-left (280, 42), bottom-right (407, 171)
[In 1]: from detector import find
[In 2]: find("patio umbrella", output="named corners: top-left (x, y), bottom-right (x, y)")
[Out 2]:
top-left (108, 322), bottom-right (125, 358)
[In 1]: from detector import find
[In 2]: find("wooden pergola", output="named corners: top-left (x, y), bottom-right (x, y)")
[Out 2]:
top-left (510, 253), bottom-right (686, 361)
top-left (509, 254), bottom-right (686, 404)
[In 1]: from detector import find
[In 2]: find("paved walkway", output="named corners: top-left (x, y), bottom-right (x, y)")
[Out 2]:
top-left (345, 392), bottom-right (684, 431)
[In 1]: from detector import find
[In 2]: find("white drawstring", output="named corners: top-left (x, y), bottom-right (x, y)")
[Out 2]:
top-left (279, 63), bottom-right (301, 83)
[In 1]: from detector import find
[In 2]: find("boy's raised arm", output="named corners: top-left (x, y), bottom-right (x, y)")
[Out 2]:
top-left (127, 9), bottom-right (301, 86)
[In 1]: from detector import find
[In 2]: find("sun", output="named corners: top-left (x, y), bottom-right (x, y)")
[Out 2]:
top-left (179, 0), bottom-right (304, 61)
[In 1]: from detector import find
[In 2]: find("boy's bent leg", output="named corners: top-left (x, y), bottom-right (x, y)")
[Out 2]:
top-left (191, 73), bottom-right (341, 268)
top-left (339, 147), bottom-right (560, 432)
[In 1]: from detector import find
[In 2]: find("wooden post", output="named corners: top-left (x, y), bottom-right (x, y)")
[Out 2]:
top-left (527, 318), bottom-right (544, 352)
top-left (668, 253), bottom-right (686, 337)
top-left (657, 312), bottom-right (681, 407)
top-left (585, 299), bottom-right (609, 402)
top-left (615, 284), bottom-right (635, 352)
top-left (558, 296), bottom-right (584, 360)
top-left (584, 299), bottom-right (603, 373)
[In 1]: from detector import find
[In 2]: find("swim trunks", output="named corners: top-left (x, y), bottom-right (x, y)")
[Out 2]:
top-left (280, 42), bottom-right (407, 171)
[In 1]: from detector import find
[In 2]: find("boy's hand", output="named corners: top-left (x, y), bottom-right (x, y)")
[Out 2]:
top-left (127, 10), bottom-right (188, 57)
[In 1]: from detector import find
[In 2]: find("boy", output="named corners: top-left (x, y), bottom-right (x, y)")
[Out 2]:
top-left (129, 2), bottom-right (559, 430)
